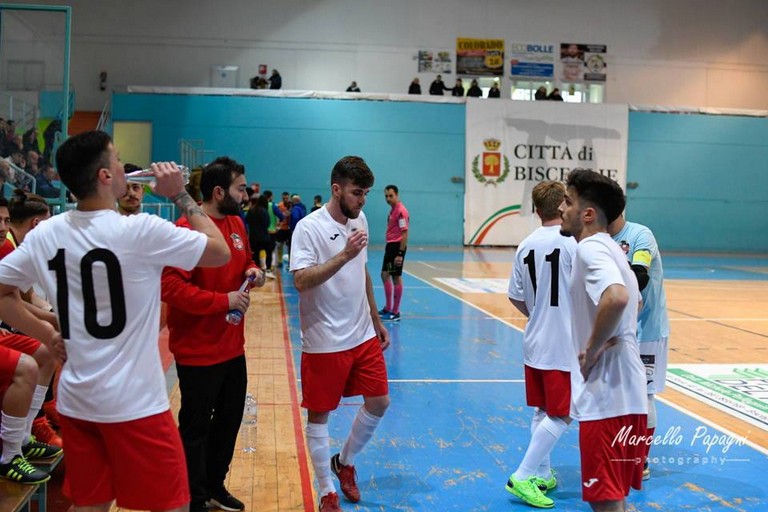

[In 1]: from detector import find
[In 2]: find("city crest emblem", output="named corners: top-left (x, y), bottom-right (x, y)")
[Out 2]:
top-left (472, 138), bottom-right (510, 186)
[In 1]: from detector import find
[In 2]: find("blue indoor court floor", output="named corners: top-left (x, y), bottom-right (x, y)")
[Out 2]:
top-left (282, 249), bottom-right (768, 511)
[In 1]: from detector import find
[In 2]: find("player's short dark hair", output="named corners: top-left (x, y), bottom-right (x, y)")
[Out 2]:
top-left (330, 156), bottom-right (374, 189)
top-left (0, 197), bottom-right (8, 209)
top-left (566, 169), bottom-right (625, 225)
top-left (385, 184), bottom-right (399, 195)
top-left (200, 156), bottom-right (245, 201)
top-left (55, 130), bottom-right (112, 200)
top-left (9, 189), bottom-right (50, 222)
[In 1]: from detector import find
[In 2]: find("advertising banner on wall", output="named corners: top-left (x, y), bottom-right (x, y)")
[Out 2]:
top-left (464, 101), bottom-right (628, 246)
top-left (456, 38), bottom-right (504, 76)
top-left (509, 42), bottom-right (556, 79)
top-left (560, 43), bottom-right (607, 83)
top-left (418, 50), bottom-right (453, 74)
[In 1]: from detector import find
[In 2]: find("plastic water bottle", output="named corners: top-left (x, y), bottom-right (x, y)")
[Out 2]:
top-left (225, 276), bottom-right (255, 325)
top-left (241, 392), bottom-right (258, 453)
top-left (225, 310), bottom-right (244, 325)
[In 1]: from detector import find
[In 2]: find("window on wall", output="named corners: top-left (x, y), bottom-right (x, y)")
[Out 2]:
top-left (511, 80), bottom-right (605, 103)
top-left (511, 80), bottom-right (553, 101)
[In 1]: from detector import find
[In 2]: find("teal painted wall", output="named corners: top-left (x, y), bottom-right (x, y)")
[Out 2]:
top-left (113, 94), bottom-right (465, 246)
top-left (113, 94), bottom-right (768, 252)
top-left (626, 112), bottom-right (768, 253)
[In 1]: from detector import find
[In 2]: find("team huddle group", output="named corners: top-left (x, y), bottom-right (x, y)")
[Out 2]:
top-left (503, 175), bottom-right (670, 512)
top-left (0, 128), bottom-right (666, 512)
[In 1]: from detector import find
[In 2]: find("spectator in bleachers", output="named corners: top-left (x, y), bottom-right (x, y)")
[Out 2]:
top-left (535, 86), bottom-right (548, 100)
top-left (41, 120), bottom-right (61, 164)
top-left (451, 78), bottom-right (465, 97)
top-left (268, 69), bottom-right (282, 90)
top-left (429, 75), bottom-right (450, 95)
top-left (548, 88), bottom-right (564, 101)
top-left (0, 160), bottom-right (11, 195)
top-left (408, 78), bottom-right (421, 95)
top-left (488, 82), bottom-right (501, 98)
top-left (466, 79), bottom-right (483, 98)
top-left (35, 162), bottom-right (62, 199)
top-left (346, 81), bottom-right (361, 92)
top-left (22, 129), bottom-right (40, 155)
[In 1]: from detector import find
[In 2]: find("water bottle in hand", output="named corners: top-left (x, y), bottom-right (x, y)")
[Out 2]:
top-left (225, 275), bottom-right (256, 325)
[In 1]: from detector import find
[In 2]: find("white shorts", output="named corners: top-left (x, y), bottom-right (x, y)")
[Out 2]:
top-left (639, 336), bottom-right (668, 394)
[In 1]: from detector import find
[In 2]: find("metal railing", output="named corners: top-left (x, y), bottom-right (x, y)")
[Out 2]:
top-left (178, 139), bottom-right (215, 170)
top-left (5, 161), bottom-right (37, 194)
top-left (0, 92), bottom-right (37, 133)
top-left (96, 98), bottom-right (111, 133)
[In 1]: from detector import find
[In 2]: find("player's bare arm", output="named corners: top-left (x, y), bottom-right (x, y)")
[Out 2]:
top-left (293, 230), bottom-right (367, 292)
top-left (366, 269), bottom-right (390, 350)
top-left (509, 297), bottom-right (530, 318)
top-left (581, 283), bottom-right (627, 380)
top-left (0, 284), bottom-right (65, 362)
top-left (151, 162), bottom-right (231, 268)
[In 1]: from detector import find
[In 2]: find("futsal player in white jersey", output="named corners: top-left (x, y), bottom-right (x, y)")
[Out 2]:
top-left (0, 130), bottom-right (231, 512)
top-left (505, 181), bottom-right (577, 508)
top-left (558, 170), bottom-right (647, 512)
top-left (290, 156), bottom-right (390, 512)
top-left (608, 215), bottom-right (670, 480)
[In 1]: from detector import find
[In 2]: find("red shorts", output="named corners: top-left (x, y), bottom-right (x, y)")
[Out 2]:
top-left (0, 345), bottom-right (22, 397)
top-left (58, 410), bottom-right (190, 509)
top-left (579, 414), bottom-right (646, 502)
top-left (524, 365), bottom-right (571, 417)
top-left (301, 337), bottom-right (389, 412)
top-left (0, 332), bottom-right (41, 356)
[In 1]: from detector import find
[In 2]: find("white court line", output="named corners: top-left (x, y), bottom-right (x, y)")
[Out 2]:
top-left (407, 265), bottom-right (768, 454)
top-left (404, 268), bottom-right (526, 334)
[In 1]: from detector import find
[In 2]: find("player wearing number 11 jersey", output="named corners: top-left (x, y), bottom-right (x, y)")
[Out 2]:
top-left (505, 181), bottom-right (577, 509)
top-left (0, 131), bottom-right (231, 512)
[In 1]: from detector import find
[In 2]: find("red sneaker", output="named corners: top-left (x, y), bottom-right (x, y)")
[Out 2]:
top-left (330, 454), bottom-right (360, 503)
top-left (31, 417), bottom-right (63, 448)
top-left (319, 492), bottom-right (341, 512)
top-left (42, 400), bottom-right (61, 429)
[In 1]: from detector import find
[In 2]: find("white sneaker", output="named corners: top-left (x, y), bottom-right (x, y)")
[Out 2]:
top-left (265, 270), bottom-right (276, 279)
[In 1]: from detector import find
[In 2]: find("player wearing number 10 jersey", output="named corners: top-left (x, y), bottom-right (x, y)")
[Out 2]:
top-left (0, 131), bottom-right (231, 512)
top-left (505, 181), bottom-right (577, 509)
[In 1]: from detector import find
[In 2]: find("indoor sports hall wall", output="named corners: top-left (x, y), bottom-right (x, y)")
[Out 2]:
top-left (112, 92), bottom-right (768, 252)
top-left (112, 93), bottom-right (466, 246)
top-left (626, 111), bottom-right (768, 253)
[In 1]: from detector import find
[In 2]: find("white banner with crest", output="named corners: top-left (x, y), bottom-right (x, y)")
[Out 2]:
top-left (464, 101), bottom-right (628, 246)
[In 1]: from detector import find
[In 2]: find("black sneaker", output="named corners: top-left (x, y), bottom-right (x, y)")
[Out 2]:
top-left (0, 454), bottom-right (51, 484)
top-left (207, 489), bottom-right (245, 511)
top-left (22, 435), bottom-right (63, 460)
top-left (189, 500), bottom-right (208, 512)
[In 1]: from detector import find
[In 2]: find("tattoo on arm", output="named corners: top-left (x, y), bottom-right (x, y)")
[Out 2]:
top-left (172, 191), bottom-right (205, 218)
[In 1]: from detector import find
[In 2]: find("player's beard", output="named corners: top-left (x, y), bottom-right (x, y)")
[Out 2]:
top-left (217, 193), bottom-right (241, 216)
top-left (339, 195), bottom-right (360, 219)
